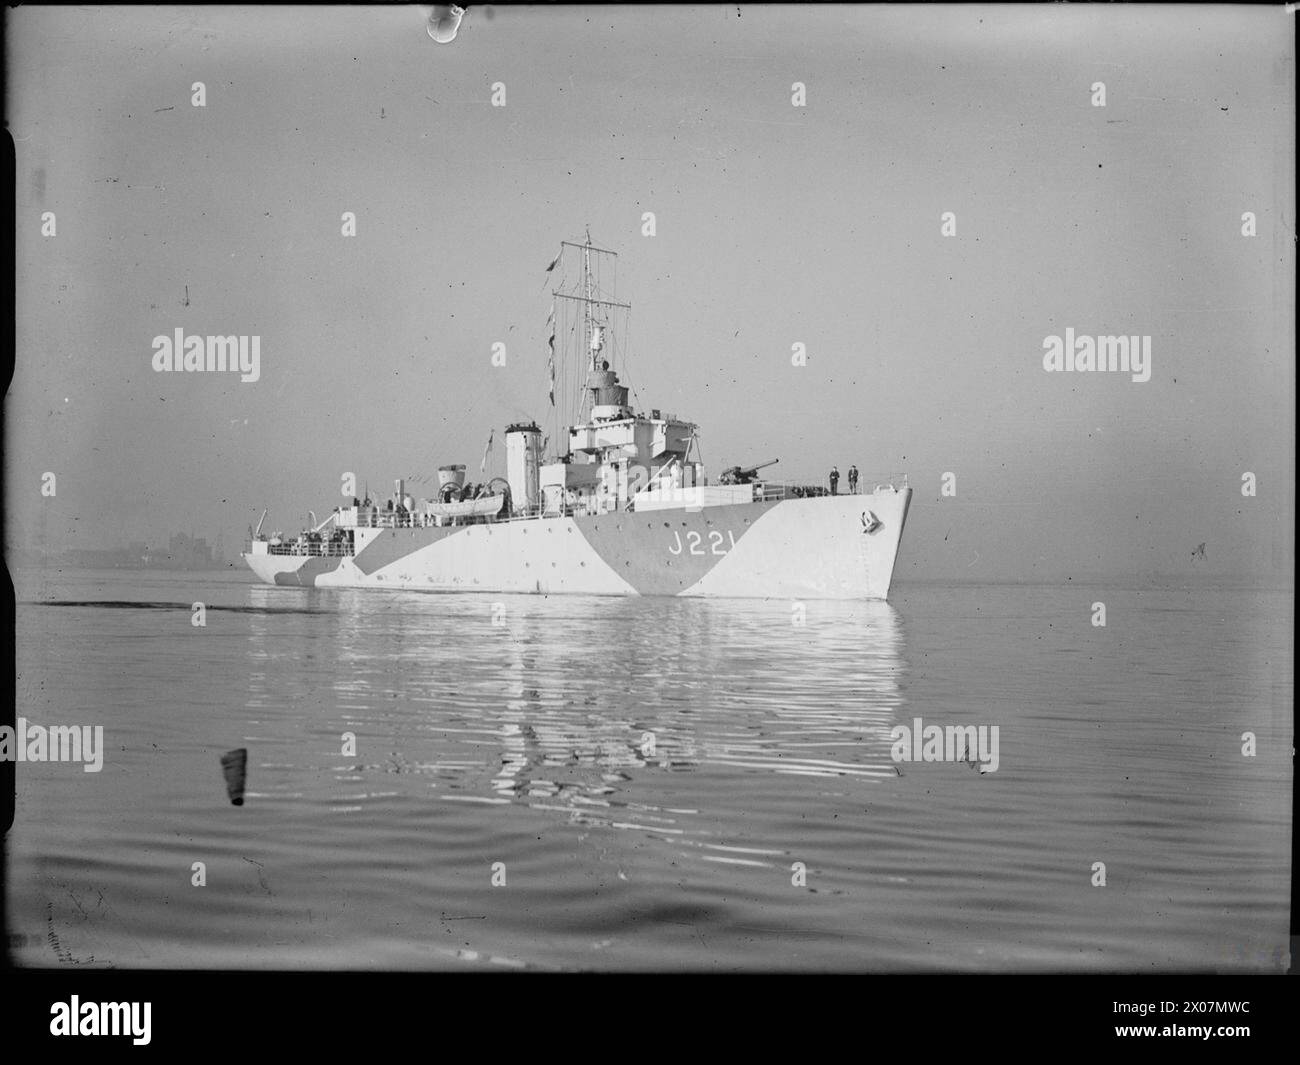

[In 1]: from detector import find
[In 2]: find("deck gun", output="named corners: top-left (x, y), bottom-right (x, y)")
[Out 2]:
top-left (719, 459), bottom-right (780, 485)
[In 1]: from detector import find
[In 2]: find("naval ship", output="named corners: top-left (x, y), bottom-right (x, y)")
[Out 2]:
top-left (244, 236), bottom-right (911, 599)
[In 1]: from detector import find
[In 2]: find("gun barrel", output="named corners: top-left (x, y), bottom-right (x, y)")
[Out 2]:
top-left (721, 459), bottom-right (780, 484)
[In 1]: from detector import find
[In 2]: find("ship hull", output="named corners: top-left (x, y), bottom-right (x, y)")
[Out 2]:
top-left (243, 487), bottom-right (911, 600)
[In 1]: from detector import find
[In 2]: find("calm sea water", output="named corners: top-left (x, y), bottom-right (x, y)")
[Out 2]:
top-left (5, 566), bottom-right (1291, 971)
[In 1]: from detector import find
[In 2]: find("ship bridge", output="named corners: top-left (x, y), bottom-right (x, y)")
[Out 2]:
top-left (539, 359), bottom-right (704, 515)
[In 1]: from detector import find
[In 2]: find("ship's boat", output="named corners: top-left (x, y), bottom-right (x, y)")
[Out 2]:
top-left (425, 495), bottom-right (507, 520)
top-left (243, 236), bottom-right (911, 599)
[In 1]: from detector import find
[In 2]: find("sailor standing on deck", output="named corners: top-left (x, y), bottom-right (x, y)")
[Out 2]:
top-left (829, 466), bottom-right (840, 496)
top-left (847, 465), bottom-right (859, 494)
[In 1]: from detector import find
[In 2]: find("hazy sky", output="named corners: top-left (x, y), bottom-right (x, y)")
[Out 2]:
top-left (5, 4), bottom-right (1294, 582)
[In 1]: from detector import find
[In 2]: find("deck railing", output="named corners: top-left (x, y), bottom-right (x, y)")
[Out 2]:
top-left (265, 540), bottom-right (356, 558)
top-left (347, 509), bottom-right (422, 529)
top-left (342, 505), bottom-right (513, 530)
top-left (757, 474), bottom-right (909, 501)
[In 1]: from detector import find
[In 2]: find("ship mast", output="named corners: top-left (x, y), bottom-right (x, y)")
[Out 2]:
top-left (552, 231), bottom-right (630, 424)
top-left (583, 229), bottom-right (595, 372)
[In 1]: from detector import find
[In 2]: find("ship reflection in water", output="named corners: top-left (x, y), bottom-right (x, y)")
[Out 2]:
top-left (484, 597), bottom-right (905, 848)
top-left (245, 585), bottom-right (907, 855)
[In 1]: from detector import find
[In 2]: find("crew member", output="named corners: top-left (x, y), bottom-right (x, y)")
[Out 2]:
top-left (847, 465), bottom-right (859, 494)
top-left (829, 466), bottom-right (839, 495)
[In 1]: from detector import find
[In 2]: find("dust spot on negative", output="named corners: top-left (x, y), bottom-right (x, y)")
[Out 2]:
top-left (428, 5), bottom-right (465, 43)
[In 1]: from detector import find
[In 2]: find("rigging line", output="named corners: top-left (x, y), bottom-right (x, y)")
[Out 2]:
top-left (558, 298), bottom-right (567, 439)
top-left (570, 312), bottom-right (582, 421)
top-left (558, 298), bottom-right (567, 450)
top-left (557, 328), bottom-right (564, 423)
top-left (568, 301), bottom-right (575, 417)
top-left (554, 298), bottom-right (562, 454)
top-left (621, 308), bottom-right (634, 404)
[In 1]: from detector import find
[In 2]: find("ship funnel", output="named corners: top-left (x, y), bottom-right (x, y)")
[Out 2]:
top-left (505, 422), bottom-right (542, 515)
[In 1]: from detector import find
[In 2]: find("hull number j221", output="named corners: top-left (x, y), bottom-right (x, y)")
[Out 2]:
top-left (668, 529), bottom-right (738, 556)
